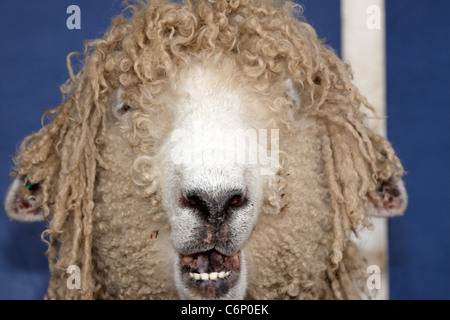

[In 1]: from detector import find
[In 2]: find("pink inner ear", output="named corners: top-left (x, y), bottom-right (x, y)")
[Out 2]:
top-left (4, 176), bottom-right (45, 222)
top-left (12, 191), bottom-right (40, 216)
top-left (366, 177), bottom-right (408, 218)
top-left (377, 180), bottom-right (403, 211)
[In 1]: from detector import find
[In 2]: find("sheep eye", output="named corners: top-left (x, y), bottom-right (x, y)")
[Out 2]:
top-left (112, 88), bottom-right (134, 119)
top-left (119, 104), bottom-right (132, 115)
top-left (114, 102), bottom-right (133, 118)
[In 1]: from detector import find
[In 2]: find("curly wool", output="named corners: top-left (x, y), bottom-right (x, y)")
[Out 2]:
top-left (13, 0), bottom-right (403, 299)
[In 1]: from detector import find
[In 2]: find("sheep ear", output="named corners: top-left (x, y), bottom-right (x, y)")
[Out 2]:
top-left (366, 176), bottom-right (408, 218)
top-left (4, 175), bottom-right (45, 222)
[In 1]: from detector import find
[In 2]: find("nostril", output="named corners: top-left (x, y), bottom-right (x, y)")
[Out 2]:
top-left (179, 189), bottom-right (248, 224)
top-left (179, 194), bottom-right (209, 215)
top-left (226, 194), bottom-right (247, 209)
top-left (186, 195), bottom-right (202, 207)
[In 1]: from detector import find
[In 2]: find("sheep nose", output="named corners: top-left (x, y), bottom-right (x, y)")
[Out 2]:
top-left (180, 189), bottom-right (247, 225)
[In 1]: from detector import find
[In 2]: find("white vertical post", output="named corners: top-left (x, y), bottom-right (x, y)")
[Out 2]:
top-left (341, 0), bottom-right (389, 299)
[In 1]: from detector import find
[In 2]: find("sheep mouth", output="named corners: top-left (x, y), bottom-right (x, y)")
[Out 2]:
top-left (179, 249), bottom-right (241, 299)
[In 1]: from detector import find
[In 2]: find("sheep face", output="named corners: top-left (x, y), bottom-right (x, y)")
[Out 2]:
top-left (92, 61), bottom-right (275, 299)
top-left (160, 66), bottom-right (267, 299)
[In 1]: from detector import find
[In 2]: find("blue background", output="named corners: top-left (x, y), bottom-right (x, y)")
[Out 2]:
top-left (0, 1), bottom-right (448, 300)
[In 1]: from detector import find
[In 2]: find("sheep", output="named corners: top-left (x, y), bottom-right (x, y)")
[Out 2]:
top-left (3, 0), bottom-right (407, 300)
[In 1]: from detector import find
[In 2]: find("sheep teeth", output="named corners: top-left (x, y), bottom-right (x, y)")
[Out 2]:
top-left (189, 271), bottom-right (231, 280)
top-left (200, 273), bottom-right (209, 280)
top-left (209, 272), bottom-right (218, 280)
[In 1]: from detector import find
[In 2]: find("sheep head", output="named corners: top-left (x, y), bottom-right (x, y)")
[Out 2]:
top-left (4, 0), bottom-right (407, 300)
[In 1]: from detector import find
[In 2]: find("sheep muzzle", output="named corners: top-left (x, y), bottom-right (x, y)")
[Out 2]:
top-left (179, 249), bottom-right (241, 299)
